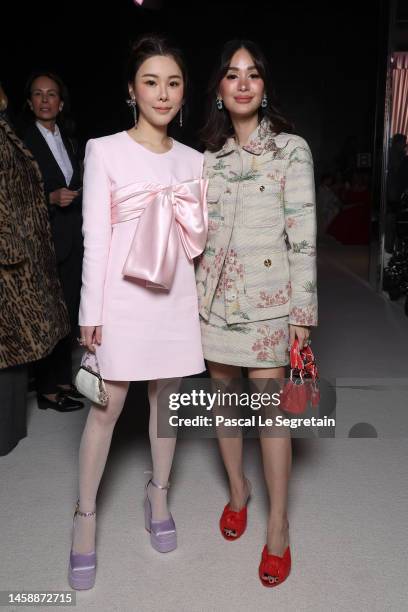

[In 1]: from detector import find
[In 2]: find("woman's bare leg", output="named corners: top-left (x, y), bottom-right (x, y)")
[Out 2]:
top-left (72, 380), bottom-right (129, 553)
top-left (249, 366), bottom-right (290, 556)
top-left (207, 360), bottom-right (250, 511)
top-left (147, 379), bottom-right (178, 521)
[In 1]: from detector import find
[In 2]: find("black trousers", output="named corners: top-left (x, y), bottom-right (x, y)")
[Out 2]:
top-left (33, 242), bottom-right (82, 395)
top-left (33, 334), bottom-right (73, 394)
top-left (0, 365), bottom-right (28, 456)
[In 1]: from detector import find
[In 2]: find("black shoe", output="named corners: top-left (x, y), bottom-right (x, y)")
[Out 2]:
top-left (37, 393), bottom-right (84, 412)
top-left (57, 384), bottom-right (85, 399)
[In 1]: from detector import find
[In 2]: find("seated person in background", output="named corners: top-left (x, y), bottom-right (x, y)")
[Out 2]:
top-left (316, 173), bottom-right (341, 237)
top-left (326, 170), bottom-right (371, 245)
top-left (387, 133), bottom-right (407, 209)
top-left (331, 169), bottom-right (346, 203)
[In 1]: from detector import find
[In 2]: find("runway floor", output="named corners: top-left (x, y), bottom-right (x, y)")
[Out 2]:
top-left (1, 240), bottom-right (407, 612)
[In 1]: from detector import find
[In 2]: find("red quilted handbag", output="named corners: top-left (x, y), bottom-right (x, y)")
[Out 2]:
top-left (280, 338), bottom-right (319, 415)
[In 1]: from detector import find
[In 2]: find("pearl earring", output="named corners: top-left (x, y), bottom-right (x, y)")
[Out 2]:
top-left (216, 97), bottom-right (223, 110)
top-left (179, 105), bottom-right (183, 127)
top-left (261, 94), bottom-right (268, 108)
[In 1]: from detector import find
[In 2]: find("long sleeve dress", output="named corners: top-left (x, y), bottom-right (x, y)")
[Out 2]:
top-left (79, 131), bottom-right (208, 381)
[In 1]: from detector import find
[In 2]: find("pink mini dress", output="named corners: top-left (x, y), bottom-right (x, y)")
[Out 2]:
top-left (78, 131), bottom-right (208, 381)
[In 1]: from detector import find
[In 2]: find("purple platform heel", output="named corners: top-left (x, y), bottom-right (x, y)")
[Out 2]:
top-left (68, 500), bottom-right (96, 590)
top-left (144, 479), bottom-right (177, 553)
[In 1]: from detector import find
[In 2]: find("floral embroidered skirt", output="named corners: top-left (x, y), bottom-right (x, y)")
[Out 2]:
top-left (200, 299), bottom-right (290, 369)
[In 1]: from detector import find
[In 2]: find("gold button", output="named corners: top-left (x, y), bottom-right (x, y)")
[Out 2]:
top-left (264, 258), bottom-right (272, 267)
top-left (259, 185), bottom-right (265, 192)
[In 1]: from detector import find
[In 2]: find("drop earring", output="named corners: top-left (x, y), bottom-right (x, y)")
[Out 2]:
top-left (126, 96), bottom-right (138, 127)
top-left (216, 97), bottom-right (223, 110)
top-left (261, 94), bottom-right (268, 108)
top-left (179, 105), bottom-right (183, 127)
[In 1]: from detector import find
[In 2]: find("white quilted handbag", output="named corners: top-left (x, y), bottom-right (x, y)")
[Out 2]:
top-left (75, 351), bottom-right (109, 406)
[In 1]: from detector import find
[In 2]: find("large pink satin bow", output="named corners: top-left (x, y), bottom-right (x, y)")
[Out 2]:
top-left (112, 178), bottom-right (208, 290)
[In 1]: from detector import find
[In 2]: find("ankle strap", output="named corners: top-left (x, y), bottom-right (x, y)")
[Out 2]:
top-left (147, 478), bottom-right (170, 491)
top-left (75, 499), bottom-right (96, 517)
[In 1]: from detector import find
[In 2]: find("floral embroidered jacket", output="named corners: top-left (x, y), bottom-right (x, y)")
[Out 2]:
top-left (195, 119), bottom-right (318, 327)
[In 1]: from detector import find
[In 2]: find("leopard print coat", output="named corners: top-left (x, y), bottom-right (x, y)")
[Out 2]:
top-left (0, 116), bottom-right (70, 368)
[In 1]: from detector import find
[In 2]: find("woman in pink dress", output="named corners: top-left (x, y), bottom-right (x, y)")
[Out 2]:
top-left (68, 35), bottom-right (208, 590)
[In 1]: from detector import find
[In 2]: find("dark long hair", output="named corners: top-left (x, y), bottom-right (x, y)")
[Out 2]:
top-left (126, 33), bottom-right (188, 134)
top-left (23, 70), bottom-right (73, 135)
top-left (200, 40), bottom-right (294, 152)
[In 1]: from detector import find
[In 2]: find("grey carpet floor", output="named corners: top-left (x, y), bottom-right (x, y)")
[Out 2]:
top-left (1, 241), bottom-right (407, 612)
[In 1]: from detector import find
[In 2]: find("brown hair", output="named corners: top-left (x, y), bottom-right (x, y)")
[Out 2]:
top-left (200, 39), bottom-right (293, 152)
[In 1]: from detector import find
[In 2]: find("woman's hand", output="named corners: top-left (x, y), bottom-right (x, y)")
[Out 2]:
top-left (80, 326), bottom-right (102, 353)
top-left (289, 324), bottom-right (310, 349)
top-left (49, 188), bottom-right (79, 207)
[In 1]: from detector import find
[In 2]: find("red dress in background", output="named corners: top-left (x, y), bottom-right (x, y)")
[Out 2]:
top-left (326, 186), bottom-right (370, 245)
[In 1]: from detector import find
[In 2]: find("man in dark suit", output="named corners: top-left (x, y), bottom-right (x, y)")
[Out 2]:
top-left (24, 71), bottom-right (84, 412)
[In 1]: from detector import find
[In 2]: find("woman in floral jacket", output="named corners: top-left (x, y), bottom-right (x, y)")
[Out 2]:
top-left (196, 40), bottom-right (317, 587)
